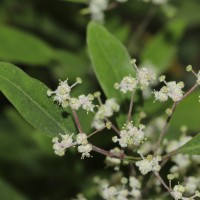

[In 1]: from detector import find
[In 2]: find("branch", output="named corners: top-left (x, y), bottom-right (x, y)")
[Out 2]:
top-left (154, 83), bottom-right (199, 155)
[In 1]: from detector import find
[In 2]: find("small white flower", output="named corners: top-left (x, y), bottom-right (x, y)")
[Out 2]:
top-left (138, 67), bottom-right (156, 89)
top-left (135, 154), bottom-right (161, 175)
top-left (52, 133), bottom-right (74, 156)
top-left (172, 185), bottom-right (185, 199)
top-left (102, 185), bottom-right (117, 199)
top-left (78, 94), bottom-right (95, 113)
top-left (89, 0), bottom-right (108, 22)
top-left (47, 78), bottom-right (81, 108)
top-left (154, 77), bottom-right (184, 102)
top-left (78, 143), bottom-right (93, 159)
top-left (115, 75), bottom-right (138, 93)
top-left (76, 133), bottom-right (88, 145)
top-left (129, 176), bottom-right (141, 189)
top-left (70, 98), bottom-right (81, 110)
top-left (113, 122), bottom-right (145, 147)
top-left (92, 98), bottom-right (119, 129)
top-left (185, 176), bottom-right (200, 194)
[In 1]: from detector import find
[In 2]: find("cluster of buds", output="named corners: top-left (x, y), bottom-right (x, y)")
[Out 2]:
top-left (115, 61), bottom-right (156, 93)
top-left (135, 153), bottom-right (161, 175)
top-left (154, 75), bottom-right (184, 102)
top-left (47, 78), bottom-right (95, 113)
top-left (112, 122), bottom-right (145, 147)
top-left (92, 97), bottom-right (120, 129)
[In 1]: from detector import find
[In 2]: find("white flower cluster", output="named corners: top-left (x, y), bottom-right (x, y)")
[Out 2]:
top-left (135, 154), bottom-right (161, 175)
top-left (115, 66), bottom-right (155, 93)
top-left (101, 176), bottom-right (141, 200)
top-left (52, 133), bottom-right (92, 158)
top-left (164, 135), bottom-right (200, 175)
top-left (138, 67), bottom-right (156, 89)
top-left (172, 184), bottom-right (186, 200)
top-left (52, 133), bottom-right (74, 156)
top-left (89, 0), bottom-right (128, 22)
top-left (76, 133), bottom-right (92, 159)
top-left (185, 176), bottom-right (200, 195)
top-left (114, 75), bottom-right (137, 93)
top-left (89, 0), bottom-right (108, 22)
top-left (112, 122), bottom-right (145, 147)
top-left (47, 78), bottom-right (95, 113)
top-left (171, 184), bottom-right (200, 200)
top-left (154, 76), bottom-right (184, 102)
top-left (92, 98), bottom-right (120, 129)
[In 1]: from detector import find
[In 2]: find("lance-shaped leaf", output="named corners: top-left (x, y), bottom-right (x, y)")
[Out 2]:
top-left (179, 133), bottom-right (200, 155)
top-left (87, 22), bottom-right (135, 101)
top-left (0, 62), bottom-right (75, 137)
top-left (0, 25), bottom-right (54, 65)
top-left (87, 22), bottom-right (136, 125)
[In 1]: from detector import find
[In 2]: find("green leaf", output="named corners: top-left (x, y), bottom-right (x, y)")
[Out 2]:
top-left (87, 22), bottom-right (135, 101)
top-left (167, 91), bottom-right (200, 139)
top-left (0, 62), bottom-right (75, 137)
top-left (87, 22), bottom-right (136, 125)
top-left (141, 33), bottom-right (176, 73)
top-left (0, 178), bottom-right (29, 200)
top-left (179, 133), bottom-right (200, 155)
top-left (0, 25), bottom-right (54, 65)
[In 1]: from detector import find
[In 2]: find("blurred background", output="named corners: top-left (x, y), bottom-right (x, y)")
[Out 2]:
top-left (0, 0), bottom-right (200, 199)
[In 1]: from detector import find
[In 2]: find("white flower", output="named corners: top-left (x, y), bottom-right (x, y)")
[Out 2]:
top-left (102, 185), bottom-right (117, 200)
top-left (154, 77), bottom-right (184, 102)
top-left (47, 78), bottom-right (81, 108)
top-left (78, 94), bottom-right (95, 113)
top-left (47, 80), bottom-right (71, 107)
top-left (89, 0), bottom-right (108, 22)
top-left (129, 176), bottom-right (141, 189)
top-left (113, 122), bottom-right (145, 147)
top-left (185, 177), bottom-right (200, 194)
top-left (78, 143), bottom-right (93, 159)
top-left (76, 133), bottom-right (88, 145)
top-left (153, 87), bottom-right (168, 102)
top-left (116, 189), bottom-right (129, 200)
top-left (138, 67), bottom-right (156, 89)
top-left (135, 159), bottom-right (153, 175)
top-left (115, 75), bottom-right (138, 93)
top-left (172, 185), bottom-right (185, 200)
top-left (92, 119), bottom-right (105, 130)
top-left (92, 98), bottom-right (119, 129)
top-left (167, 81), bottom-right (184, 102)
top-left (135, 154), bottom-right (161, 175)
top-left (70, 98), bottom-right (81, 110)
top-left (52, 133), bottom-right (74, 156)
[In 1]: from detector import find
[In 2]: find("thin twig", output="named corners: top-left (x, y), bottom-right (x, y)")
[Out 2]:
top-left (127, 92), bottom-right (134, 123)
top-left (105, 117), bottom-right (121, 136)
top-left (154, 102), bottom-right (177, 155)
top-left (154, 172), bottom-right (172, 194)
top-left (154, 83), bottom-right (199, 155)
top-left (92, 145), bottom-right (125, 160)
top-left (71, 109), bottom-right (83, 133)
